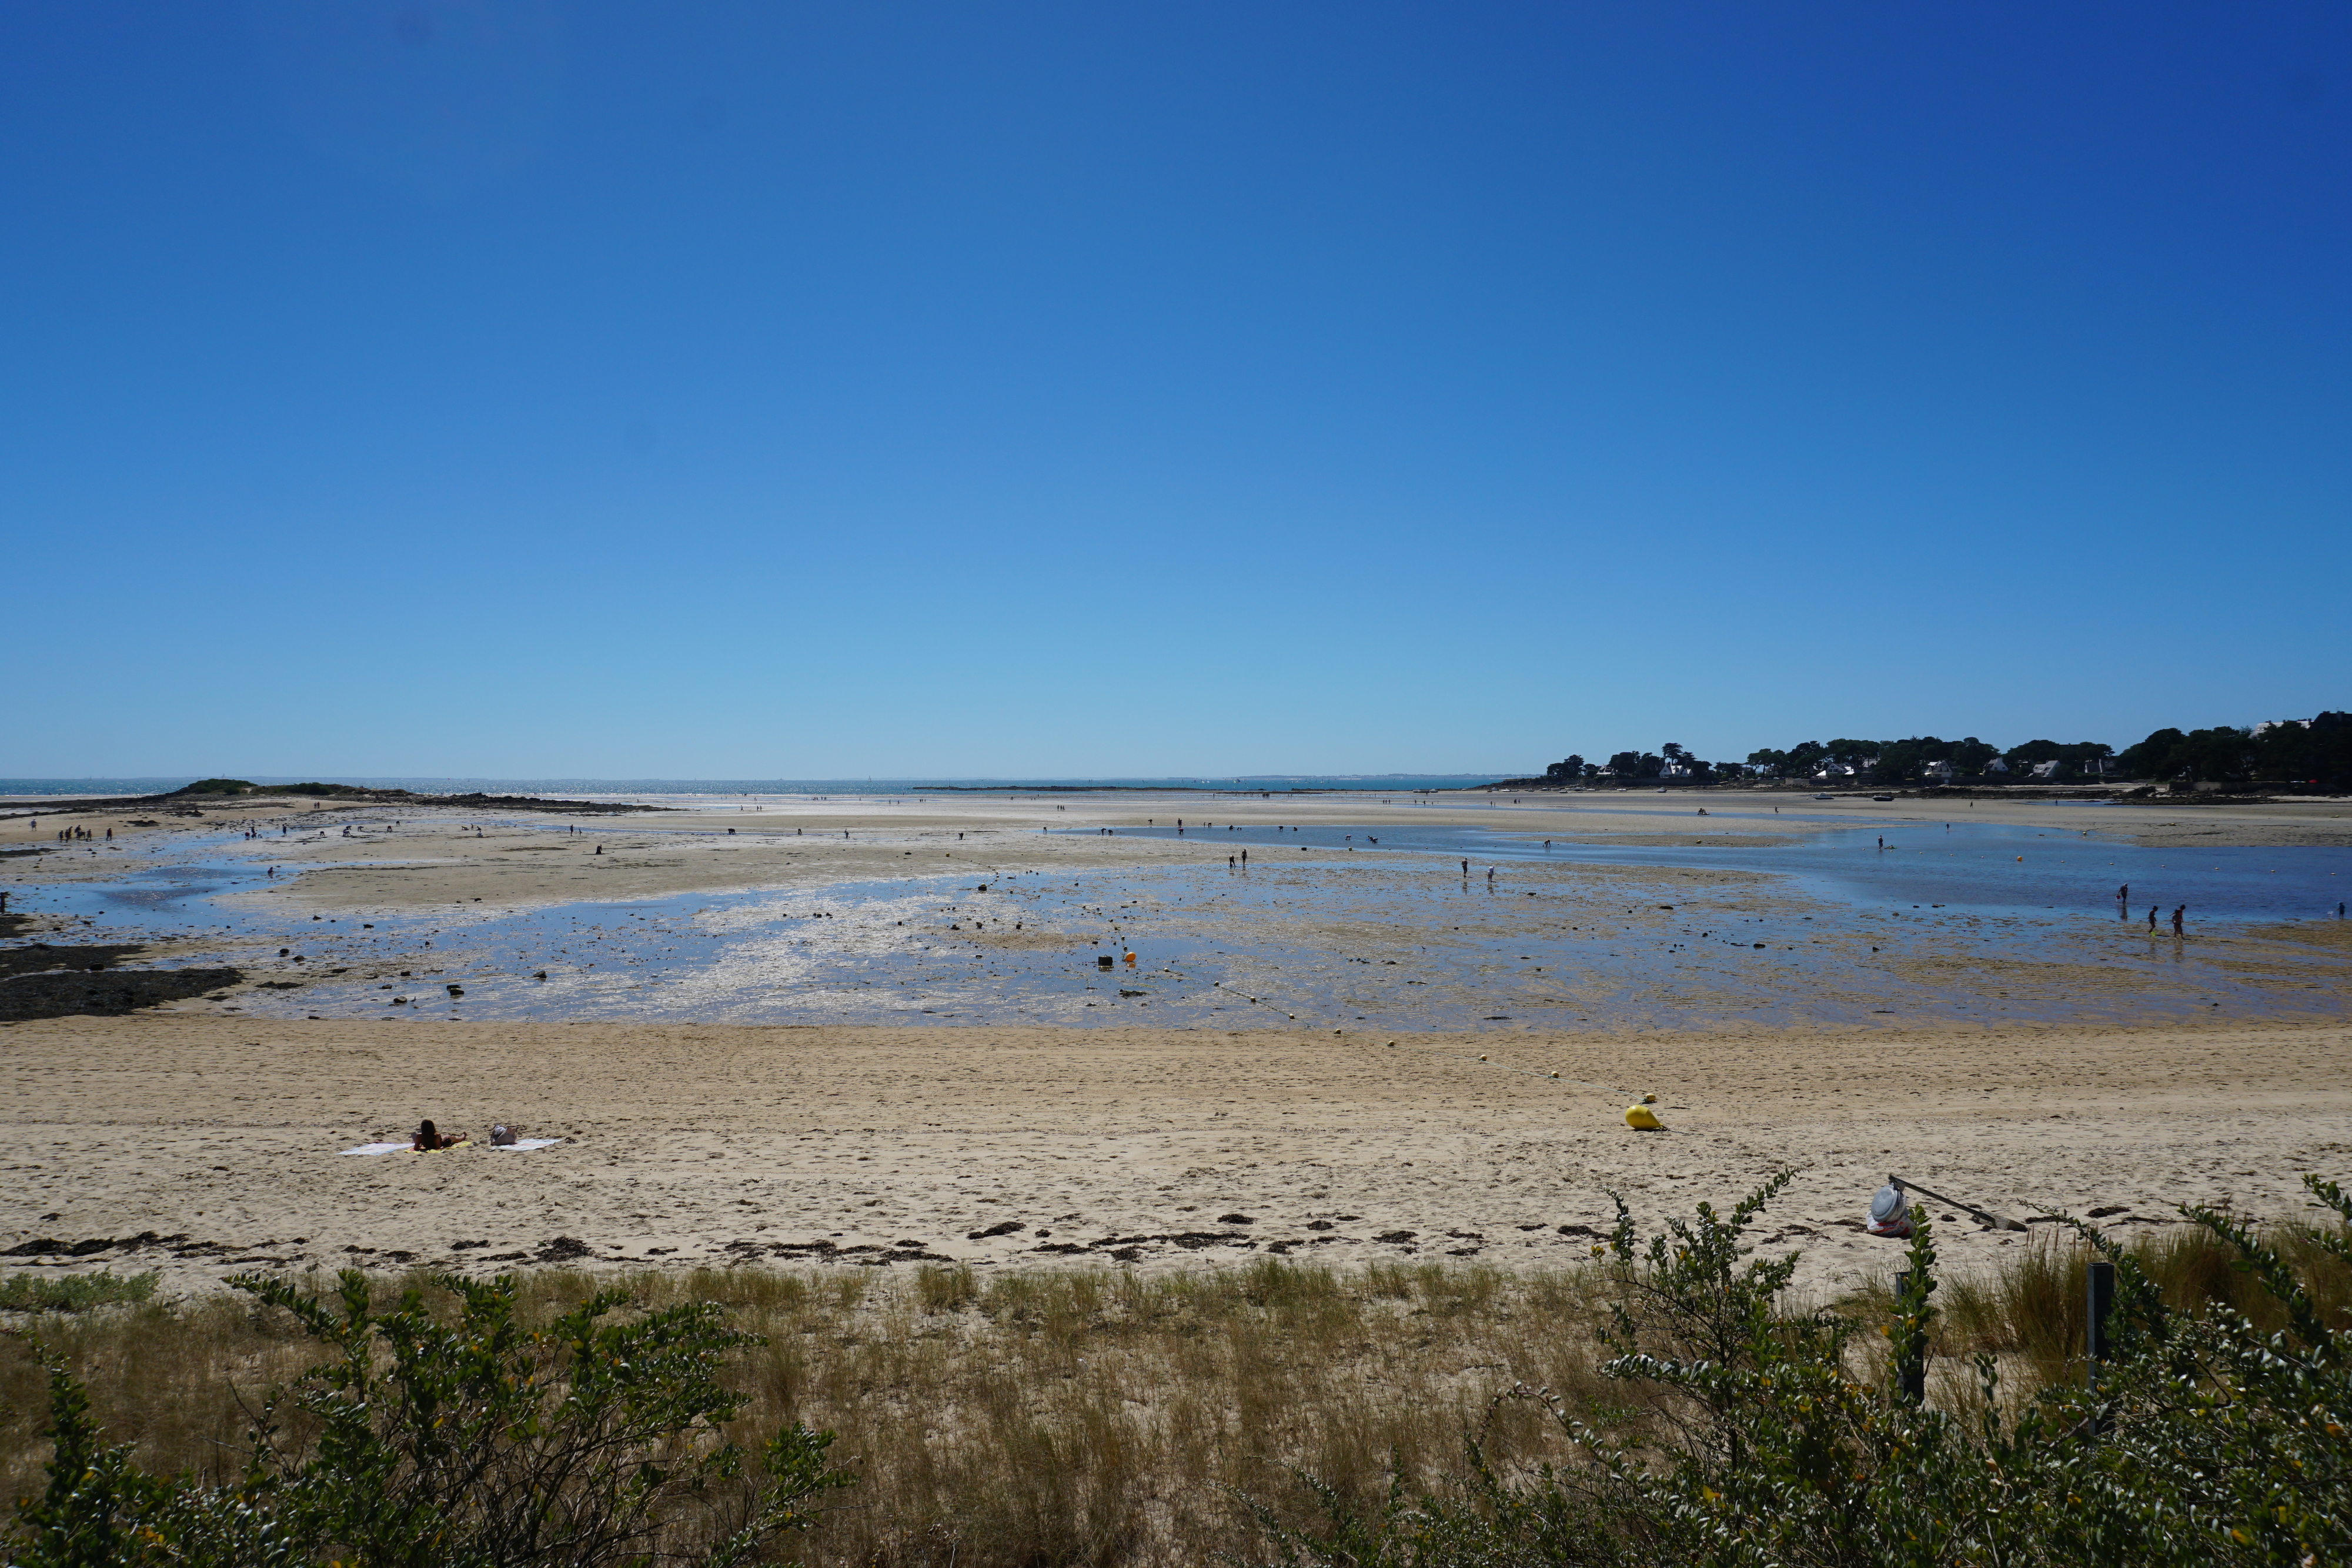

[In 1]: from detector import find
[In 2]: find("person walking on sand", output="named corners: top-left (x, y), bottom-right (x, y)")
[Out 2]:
top-left (2147, 904), bottom-right (2158, 932)
top-left (1461, 860), bottom-right (1469, 877)
top-left (2171, 904), bottom-right (2186, 937)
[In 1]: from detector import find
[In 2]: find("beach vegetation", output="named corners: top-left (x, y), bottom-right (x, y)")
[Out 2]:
top-left (0, 1271), bottom-right (158, 1315)
top-left (6, 1270), bottom-right (847, 1567)
top-left (5, 1176), bottom-right (2347, 1566)
top-left (1250, 1173), bottom-right (2352, 1568)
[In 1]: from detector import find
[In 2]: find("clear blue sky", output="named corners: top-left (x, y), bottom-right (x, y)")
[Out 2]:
top-left (6, 2), bottom-right (2346, 779)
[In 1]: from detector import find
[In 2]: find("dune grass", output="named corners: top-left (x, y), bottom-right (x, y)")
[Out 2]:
top-left (0, 1271), bottom-right (156, 1315)
top-left (2, 1256), bottom-right (1621, 1566)
top-left (1836, 1213), bottom-right (2352, 1404)
top-left (6, 1212), bottom-right (2346, 1567)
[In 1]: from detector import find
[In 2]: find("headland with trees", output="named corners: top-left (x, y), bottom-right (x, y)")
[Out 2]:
top-left (1496, 710), bottom-right (2350, 793)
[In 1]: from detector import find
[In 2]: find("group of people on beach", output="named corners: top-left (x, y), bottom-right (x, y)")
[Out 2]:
top-left (2119, 884), bottom-right (2187, 934)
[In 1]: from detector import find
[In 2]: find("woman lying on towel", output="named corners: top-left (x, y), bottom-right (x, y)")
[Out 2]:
top-left (412, 1119), bottom-right (469, 1151)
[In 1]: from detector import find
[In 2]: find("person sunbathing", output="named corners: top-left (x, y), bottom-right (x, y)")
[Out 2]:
top-left (412, 1119), bottom-right (468, 1151)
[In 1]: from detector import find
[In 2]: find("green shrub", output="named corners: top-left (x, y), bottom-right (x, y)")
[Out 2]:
top-left (0, 1273), bottom-right (158, 1315)
top-left (8, 1270), bottom-right (849, 1567)
top-left (1249, 1172), bottom-right (2352, 1567)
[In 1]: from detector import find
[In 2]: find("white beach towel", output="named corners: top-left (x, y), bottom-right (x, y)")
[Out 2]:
top-left (338, 1142), bottom-right (412, 1156)
top-left (491, 1138), bottom-right (564, 1152)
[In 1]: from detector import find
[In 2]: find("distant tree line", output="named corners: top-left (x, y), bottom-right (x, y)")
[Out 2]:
top-left (1538, 710), bottom-right (2350, 789)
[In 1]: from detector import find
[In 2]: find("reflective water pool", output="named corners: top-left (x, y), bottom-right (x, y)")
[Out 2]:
top-left (19, 818), bottom-right (2350, 1034)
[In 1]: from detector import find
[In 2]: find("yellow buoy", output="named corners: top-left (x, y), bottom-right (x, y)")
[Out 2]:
top-left (1624, 1104), bottom-right (1663, 1130)
top-left (1642, 1092), bottom-right (1658, 1104)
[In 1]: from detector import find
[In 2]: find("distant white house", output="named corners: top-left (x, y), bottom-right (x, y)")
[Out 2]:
top-left (1984, 757), bottom-right (2011, 775)
top-left (1921, 759), bottom-right (1956, 782)
top-left (2030, 760), bottom-right (2061, 779)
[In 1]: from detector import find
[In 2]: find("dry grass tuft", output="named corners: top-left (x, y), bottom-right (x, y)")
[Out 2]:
top-left (18, 1215), bottom-right (2339, 1566)
top-left (3, 1259), bottom-right (1616, 1567)
top-left (1841, 1212), bottom-right (2352, 1406)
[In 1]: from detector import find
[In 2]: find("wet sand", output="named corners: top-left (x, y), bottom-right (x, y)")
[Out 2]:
top-left (6, 785), bottom-right (2347, 918)
top-left (4, 787), bottom-right (2348, 1299)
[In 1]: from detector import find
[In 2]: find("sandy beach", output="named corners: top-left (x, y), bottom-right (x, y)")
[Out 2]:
top-left (4, 785), bottom-right (2349, 1300)
top-left (0, 1006), bottom-right (2343, 1298)
top-left (2, 1009), bottom-right (2345, 1301)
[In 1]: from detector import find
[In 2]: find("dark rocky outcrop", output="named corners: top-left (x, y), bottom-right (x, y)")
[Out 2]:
top-left (0, 943), bottom-right (146, 981)
top-left (0, 967), bottom-right (243, 1022)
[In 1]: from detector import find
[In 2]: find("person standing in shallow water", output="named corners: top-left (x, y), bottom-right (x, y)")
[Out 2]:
top-left (2147, 905), bottom-right (2158, 932)
top-left (2172, 904), bottom-right (2186, 937)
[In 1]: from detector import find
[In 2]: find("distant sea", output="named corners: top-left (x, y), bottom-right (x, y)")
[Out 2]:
top-left (0, 774), bottom-right (1514, 800)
